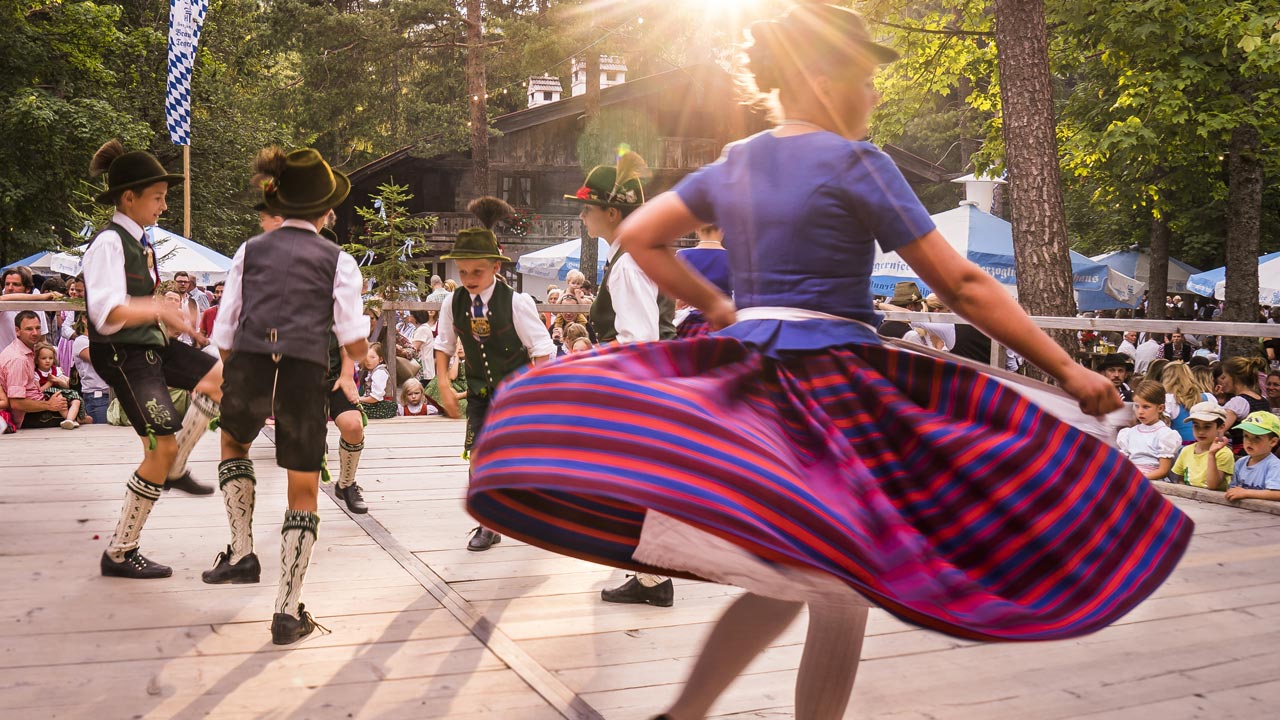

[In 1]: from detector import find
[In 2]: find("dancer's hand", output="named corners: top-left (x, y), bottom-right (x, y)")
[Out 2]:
top-left (333, 373), bottom-right (359, 404)
top-left (157, 303), bottom-right (193, 335)
top-left (703, 296), bottom-right (737, 330)
top-left (438, 384), bottom-right (461, 419)
top-left (1058, 364), bottom-right (1123, 416)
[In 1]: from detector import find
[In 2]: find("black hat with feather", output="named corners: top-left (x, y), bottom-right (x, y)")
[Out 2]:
top-left (89, 140), bottom-right (185, 205)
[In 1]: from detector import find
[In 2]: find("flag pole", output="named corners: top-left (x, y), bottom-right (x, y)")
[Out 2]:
top-left (183, 144), bottom-right (191, 238)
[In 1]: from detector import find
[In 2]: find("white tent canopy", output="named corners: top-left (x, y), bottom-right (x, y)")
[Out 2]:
top-left (48, 227), bottom-right (233, 286)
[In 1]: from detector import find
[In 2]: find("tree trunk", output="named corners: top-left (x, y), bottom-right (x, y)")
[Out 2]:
top-left (465, 0), bottom-right (489, 199)
top-left (993, 0), bottom-right (1078, 366)
top-left (1147, 214), bottom-right (1170, 320)
top-left (1222, 124), bottom-right (1264, 360)
top-left (579, 52), bottom-right (602, 287)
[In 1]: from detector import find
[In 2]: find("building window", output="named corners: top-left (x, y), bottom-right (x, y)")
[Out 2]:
top-left (543, 91), bottom-right (553, 101)
top-left (500, 174), bottom-right (534, 208)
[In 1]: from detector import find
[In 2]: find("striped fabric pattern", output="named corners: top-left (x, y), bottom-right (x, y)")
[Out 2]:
top-left (675, 310), bottom-right (710, 339)
top-left (469, 336), bottom-right (1193, 642)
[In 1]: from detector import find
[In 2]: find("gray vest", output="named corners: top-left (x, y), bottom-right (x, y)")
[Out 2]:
top-left (232, 227), bottom-right (341, 367)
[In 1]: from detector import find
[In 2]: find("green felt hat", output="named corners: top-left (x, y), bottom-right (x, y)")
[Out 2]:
top-left (91, 142), bottom-right (185, 205)
top-left (442, 197), bottom-right (513, 262)
top-left (260, 148), bottom-right (350, 218)
top-left (565, 149), bottom-right (650, 208)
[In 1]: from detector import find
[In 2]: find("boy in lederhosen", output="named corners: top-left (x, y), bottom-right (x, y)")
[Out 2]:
top-left (433, 198), bottom-right (555, 551)
top-left (84, 140), bottom-right (224, 580)
top-left (204, 148), bottom-right (369, 644)
top-left (569, 150), bottom-right (678, 606)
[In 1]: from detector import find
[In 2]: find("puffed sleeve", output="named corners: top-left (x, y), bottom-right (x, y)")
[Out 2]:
top-left (1117, 428), bottom-right (1131, 457)
top-left (1155, 428), bottom-right (1182, 459)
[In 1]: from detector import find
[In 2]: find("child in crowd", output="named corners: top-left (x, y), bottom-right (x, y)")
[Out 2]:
top-left (34, 342), bottom-right (82, 429)
top-left (1208, 411), bottom-right (1280, 502)
top-left (399, 377), bottom-right (437, 416)
top-left (358, 342), bottom-right (398, 419)
top-left (425, 345), bottom-right (467, 416)
top-left (1171, 401), bottom-right (1233, 490)
top-left (1117, 380), bottom-right (1182, 480)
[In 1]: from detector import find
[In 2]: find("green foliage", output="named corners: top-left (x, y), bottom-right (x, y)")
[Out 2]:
top-left (346, 182), bottom-right (438, 300)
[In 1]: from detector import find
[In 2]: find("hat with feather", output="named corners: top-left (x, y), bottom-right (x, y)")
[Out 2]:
top-left (89, 140), bottom-right (185, 205)
top-left (252, 147), bottom-right (349, 218)
top-left (566, 147), bottom-right (651, 208)
top-left (442, 197), bottom-right (513, 262)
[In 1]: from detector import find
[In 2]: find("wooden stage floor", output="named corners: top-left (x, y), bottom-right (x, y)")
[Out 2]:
top-left (3, 420), bottom-right (1279, 719)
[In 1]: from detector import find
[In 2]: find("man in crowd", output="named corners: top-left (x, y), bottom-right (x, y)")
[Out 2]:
top-left (1160, 331), bottom-right (1193, 362)
top-left (1097, 353), bottom-right (1135, 402)
top-left (876, 281), bottom-right (925, 340)
top-left (1117, 331), bottom-right (1139, 357)
top-left (1134, 333), bottom-right (1163, 374)
top-left (174, 270), bottom-right (210, 315)
top-left (425, 275), bottom-right (449, 304)
top-left (0, 310), bottom-right (68, 429)
top-left (200, 281), bottom-right (225, 338)
top-left (1, 266), bottom-right (57, 348)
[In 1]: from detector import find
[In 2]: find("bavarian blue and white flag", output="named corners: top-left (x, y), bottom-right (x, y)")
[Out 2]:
top-left (165, 0), bottom-right (210, 145)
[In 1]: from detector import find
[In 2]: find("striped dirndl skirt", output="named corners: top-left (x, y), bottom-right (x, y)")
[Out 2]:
top-left (675, 310), bottom-right (710, 338)
top-left (468, 336), bottom-right (1193, 642)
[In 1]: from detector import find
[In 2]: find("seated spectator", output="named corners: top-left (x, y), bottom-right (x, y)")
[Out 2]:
top-left (409, 310), bottom-right (438, 378)
top-left (1267, 371), bottom-right (1280, 413)
top-left (1220, 356), bottom-right (1271, 455)
top-left (1142, 359), bottom-right (1170, 388)
top-left (1133, 333), bottom-right (1163, 374)
top-left (1162, 361), bottom-right (1215, 444)
top-left (444, 279), bottom-right (458, 293)
top-left (0, 310), bottom-right (68, 429)
top-left (398, 377), bottom-right (438, 417)
top-left (543, 288), bottom-right (563, 329)
top-left (563, 322), bottom-right (592, 354)
top-left (425, 275), bottom-right (450, 303)
top-left (1159, 332), bottom-right (1193, 362)
top-left (357, 342), bottom-right (398, 419)
top-left (1, 266), bottom-right (57, 349)
top-left (1117, 380), bottom-right (1181, 481)
top-left (56, 276), bottom-right (85, 373)
top-left (1117, 331), bottom-right (1139, 358)
top-left (1172, 402), bottom-right (1233, 490)
top-left (1218, 412), bottom-right (1280, 502)
top-left (553, 292), bottom-right (589, 333)
top-left (564, 269), bottom-right (593, 302)
top-left (71, 316), bottom-right (111, 425)
top-left (199, 281), bottom-right (225, 338)
top-left (425, 345), bottom-right (467, 417)
top-left (1097, 353), bottom-right (1134, 402)
top-left (33, 342), bottom-right (82, 429)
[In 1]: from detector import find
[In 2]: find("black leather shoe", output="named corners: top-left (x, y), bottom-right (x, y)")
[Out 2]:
top-left (201, 545), bottom-right (261, 584)
top-left (271, 603), bottom-right (326, 645)
top-left (165, 471), bottom-right (215, 496)
top-left (466, 527), bottom-right (501, 552)
top-left (601, 576), bottom-right (674, 607)
top-left (101, 549), bottom-right (173, 579)
top-left (334, 483), bottom-right (368, 514)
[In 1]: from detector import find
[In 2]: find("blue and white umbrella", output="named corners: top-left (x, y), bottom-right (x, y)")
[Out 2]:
top-left (516, 237), bottom-right (610, 284)
top-left (1090, 249), bottom-right (1201, 293)
top-left (1186, 251), bottom-right (1280, 304)
top-left (872, 203), bottom-right (1145, 309)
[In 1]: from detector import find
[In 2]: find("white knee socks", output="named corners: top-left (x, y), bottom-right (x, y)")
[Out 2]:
top-left (217, 458), bottom-right (256, 562)
top-left (275, 510), bottom-right (319, 617)
top-left (106, 473), bottom-right (164, 561)
top-left (167, 392), bottom-right (220, 481)
top-left (338, 438), bottom-right (363, 488)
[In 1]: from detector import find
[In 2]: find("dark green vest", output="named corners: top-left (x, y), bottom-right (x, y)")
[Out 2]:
top-left (85, 222), bottom-right (165, 347)
top-left (323, 332), bottom-right (343, 384)
top-left (452, 282), bottom-right (531, 397)
top-left (590, 248), bottom-right (677, 343)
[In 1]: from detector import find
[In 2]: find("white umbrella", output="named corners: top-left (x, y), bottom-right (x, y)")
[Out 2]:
top-left (49, 227), bottom-right (233, 285)
top-left (1186, 251), bottom-right (1280, 304)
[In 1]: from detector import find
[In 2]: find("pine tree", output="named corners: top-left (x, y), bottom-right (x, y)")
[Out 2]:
top-left (346, 183), bottom-right (438, 304)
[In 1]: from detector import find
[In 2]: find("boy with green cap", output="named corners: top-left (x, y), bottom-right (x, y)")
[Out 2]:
top-left (566, 149), bottom-right (677, 606)
top-left (204, 147), bottom-right (370, 645)
top-left (434, 197), bottom-right (555, 551)
top-left (1209, 411), bottom-right (1280, 502)
top-left (84, 140), bottom-right (224, 580)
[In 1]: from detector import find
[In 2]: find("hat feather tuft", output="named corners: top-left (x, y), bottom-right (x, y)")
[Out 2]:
top-left (612, 150), bottom-right (651, 199)
top-left (467, 196), bottom-right (513, 230)
top-left (89, 139), bottom-right (125, 178)
top-left (250, 146), bottom-right (288, 188)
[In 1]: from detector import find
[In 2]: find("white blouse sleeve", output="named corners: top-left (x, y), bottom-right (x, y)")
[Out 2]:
top-left (1117, 428), bottom-right (1131, 457)
top-left (1156, 428), bottom-right (1183, 459)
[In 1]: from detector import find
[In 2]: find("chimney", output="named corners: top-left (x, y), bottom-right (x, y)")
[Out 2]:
top-left (950, 172), bottom-right (1007, 214)
top-left (526, 75), bottom-right (563, 108)
top-left (571, 55), bottom-right (627, 97)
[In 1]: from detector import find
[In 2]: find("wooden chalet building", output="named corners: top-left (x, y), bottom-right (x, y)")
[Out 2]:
top-left (337, 60), bottom-right (953, 286)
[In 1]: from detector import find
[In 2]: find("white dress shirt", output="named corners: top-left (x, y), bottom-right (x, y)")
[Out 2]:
top-left (81, 212), bottom-right (156, 335)
top-left (211, 219), bottom-right (369, 350)
top-left (603, 240), bottom-right (661, 344)
top-left (434, 280), bottom-right (555, 360)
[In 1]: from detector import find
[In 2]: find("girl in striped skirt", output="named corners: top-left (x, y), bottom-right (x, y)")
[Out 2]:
top-left (468, 4), bottom-right (1192, 718)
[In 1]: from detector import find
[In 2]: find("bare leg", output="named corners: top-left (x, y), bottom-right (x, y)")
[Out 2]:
top-left (664, 593), bottom-right (803, 720)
